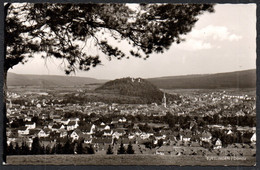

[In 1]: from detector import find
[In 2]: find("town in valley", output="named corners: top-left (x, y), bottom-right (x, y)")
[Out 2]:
top-left (5, 76), bottom-right (256, 165)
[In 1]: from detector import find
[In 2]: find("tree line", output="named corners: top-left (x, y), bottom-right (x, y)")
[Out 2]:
top-left (7, 137), bottom-right (94, 155)
top-left (7, 137), bottom-right (135, 155)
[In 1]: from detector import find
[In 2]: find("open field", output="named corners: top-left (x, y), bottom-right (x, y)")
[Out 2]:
top-left (6, 154), bottom-right (255, 166)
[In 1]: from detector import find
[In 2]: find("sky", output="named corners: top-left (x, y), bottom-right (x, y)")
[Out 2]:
top-left (9, 4), bottom-right (257, 80)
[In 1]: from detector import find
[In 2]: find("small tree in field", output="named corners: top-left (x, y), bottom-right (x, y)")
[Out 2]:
top-left (7, 143), bottom-right (14, 155)
top-left (157, 139), bottom-right (164, 147)
top-left (21, 141), bottom-right (30, 155)
top-left (14, 143), bottom-right (20, 155)
top-left (45, 145), bottom-right (51, 154)
top-left (56, 142), bottom-right (63, 154)
top-left (76, 140), bottom-right (84, 154)
top-left (31, 137), bottom-right (41, 154)
top-left (51, 145), bottom-right (56, 154)
top-left (117, 142), bottom-right (126, 154)
top-left (106, 145), bottom-right (113, 154)
top-left (86, 144), bottom-right (95, 154)
top-left (63, 139), bottom-right (74, 154)
top-left (126, 142), bottom-right (135, 154)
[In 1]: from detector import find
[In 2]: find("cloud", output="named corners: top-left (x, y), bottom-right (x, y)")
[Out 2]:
top-left (190, 25), bottom-right (242, 41)
top-left (178, 39), bottom-right (212, 50)
top-left (228, 34), bottom-right (242, 41)
top-left (176, 25), bottom-right (243, 51)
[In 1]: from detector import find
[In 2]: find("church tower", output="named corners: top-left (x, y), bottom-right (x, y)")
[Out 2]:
top-left (162, 93), bottom-right (166, 108)
top-left (9, 100), bottom-right (12, 108)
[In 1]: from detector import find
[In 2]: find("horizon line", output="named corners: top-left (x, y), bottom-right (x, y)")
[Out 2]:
top-left (8, 68), bottom-right (256, 80)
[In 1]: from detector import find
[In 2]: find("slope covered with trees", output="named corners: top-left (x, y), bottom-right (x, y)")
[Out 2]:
top-left (95, 77), bottom-right (180, 104)
top-left (147, 69), bottom-right (256, 89)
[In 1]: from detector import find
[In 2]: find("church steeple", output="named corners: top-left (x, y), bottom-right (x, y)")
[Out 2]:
top-left (9, 100), bottom-right (12, 108)
top-left (162, 93), bottom-right (166, 108)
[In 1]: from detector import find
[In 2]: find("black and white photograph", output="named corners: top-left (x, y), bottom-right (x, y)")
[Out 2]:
top-left (2, 2), bottom-right (257, 166)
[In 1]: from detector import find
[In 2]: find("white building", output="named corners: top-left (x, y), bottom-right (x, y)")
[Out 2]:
top-left (25, 122), bottom-right (36, 129)
top-left (70, 130), bottom-right (82, 141)
top-left (18, 127), bottom-right (29, 135)
top-left (37, 129), bottom-right (49, 138)
top-left (213, 139), bottom-right (222, 149)
top-left (251, 132), bottom-right (256, 144)
top-left (67, 121), bottom-right (79, 131)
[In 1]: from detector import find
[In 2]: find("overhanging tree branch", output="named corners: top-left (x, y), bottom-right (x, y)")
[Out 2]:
top-left (5, 3), bottom-right (215, 74)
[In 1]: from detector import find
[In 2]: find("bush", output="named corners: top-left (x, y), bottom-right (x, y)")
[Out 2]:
top-left (106, 145), bottom-right (113, 154)
top-left (76, 140), bottom-right (84, 154)
top-left (31, 137), bottom-right (41, 154)
top-left (62, 139), bottom-right (74, 154)
top-left (117, 143), bottom-right (126, 154)
top-left (86, 144), bottom-right (95, 154)
top-left (126, 143), bottom-right (134, 154)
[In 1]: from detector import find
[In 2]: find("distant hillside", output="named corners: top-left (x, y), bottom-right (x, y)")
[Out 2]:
top-left (7, 69), bottom-right (256, 89)
top-left (95, 77), bottom-right (180, 104)
top-left (7, 72), bottom-right (108, 87)
top-left (147, 69), bottom-right (256, 89)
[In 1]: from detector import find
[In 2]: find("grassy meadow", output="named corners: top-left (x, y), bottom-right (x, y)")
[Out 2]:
top-left (6, 154), bottom-right (255, 166)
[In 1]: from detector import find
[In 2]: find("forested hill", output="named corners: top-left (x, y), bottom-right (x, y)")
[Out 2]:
top-left (95, 77), bottom-right (180, 104)
top-left (7, 72), bottom-right (107, 87)
top-left (147, 69), bottom-right (256, 89)
top-left (7, 69), bottom-right (256, 89)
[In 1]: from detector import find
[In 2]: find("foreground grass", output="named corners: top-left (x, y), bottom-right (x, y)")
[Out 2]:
top-left (6, 154), bottom-right (255, 166)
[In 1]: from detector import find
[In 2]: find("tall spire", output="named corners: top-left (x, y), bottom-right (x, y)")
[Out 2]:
top-left (9, 99), bottom-right (12, 108)
top-left (162, 92), bottom-right (166, 108)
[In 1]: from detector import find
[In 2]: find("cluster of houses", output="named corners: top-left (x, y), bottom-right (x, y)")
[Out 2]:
top-left (7, 89), bottom-right (256, 120)
top-left (6, 90), bottom-right (256, 155)
top-left (7, 111), bottom-right (257, 155)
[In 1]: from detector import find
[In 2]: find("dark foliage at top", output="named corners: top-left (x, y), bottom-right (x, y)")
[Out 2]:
top-left (5, 3), bottom-right (214, 74)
